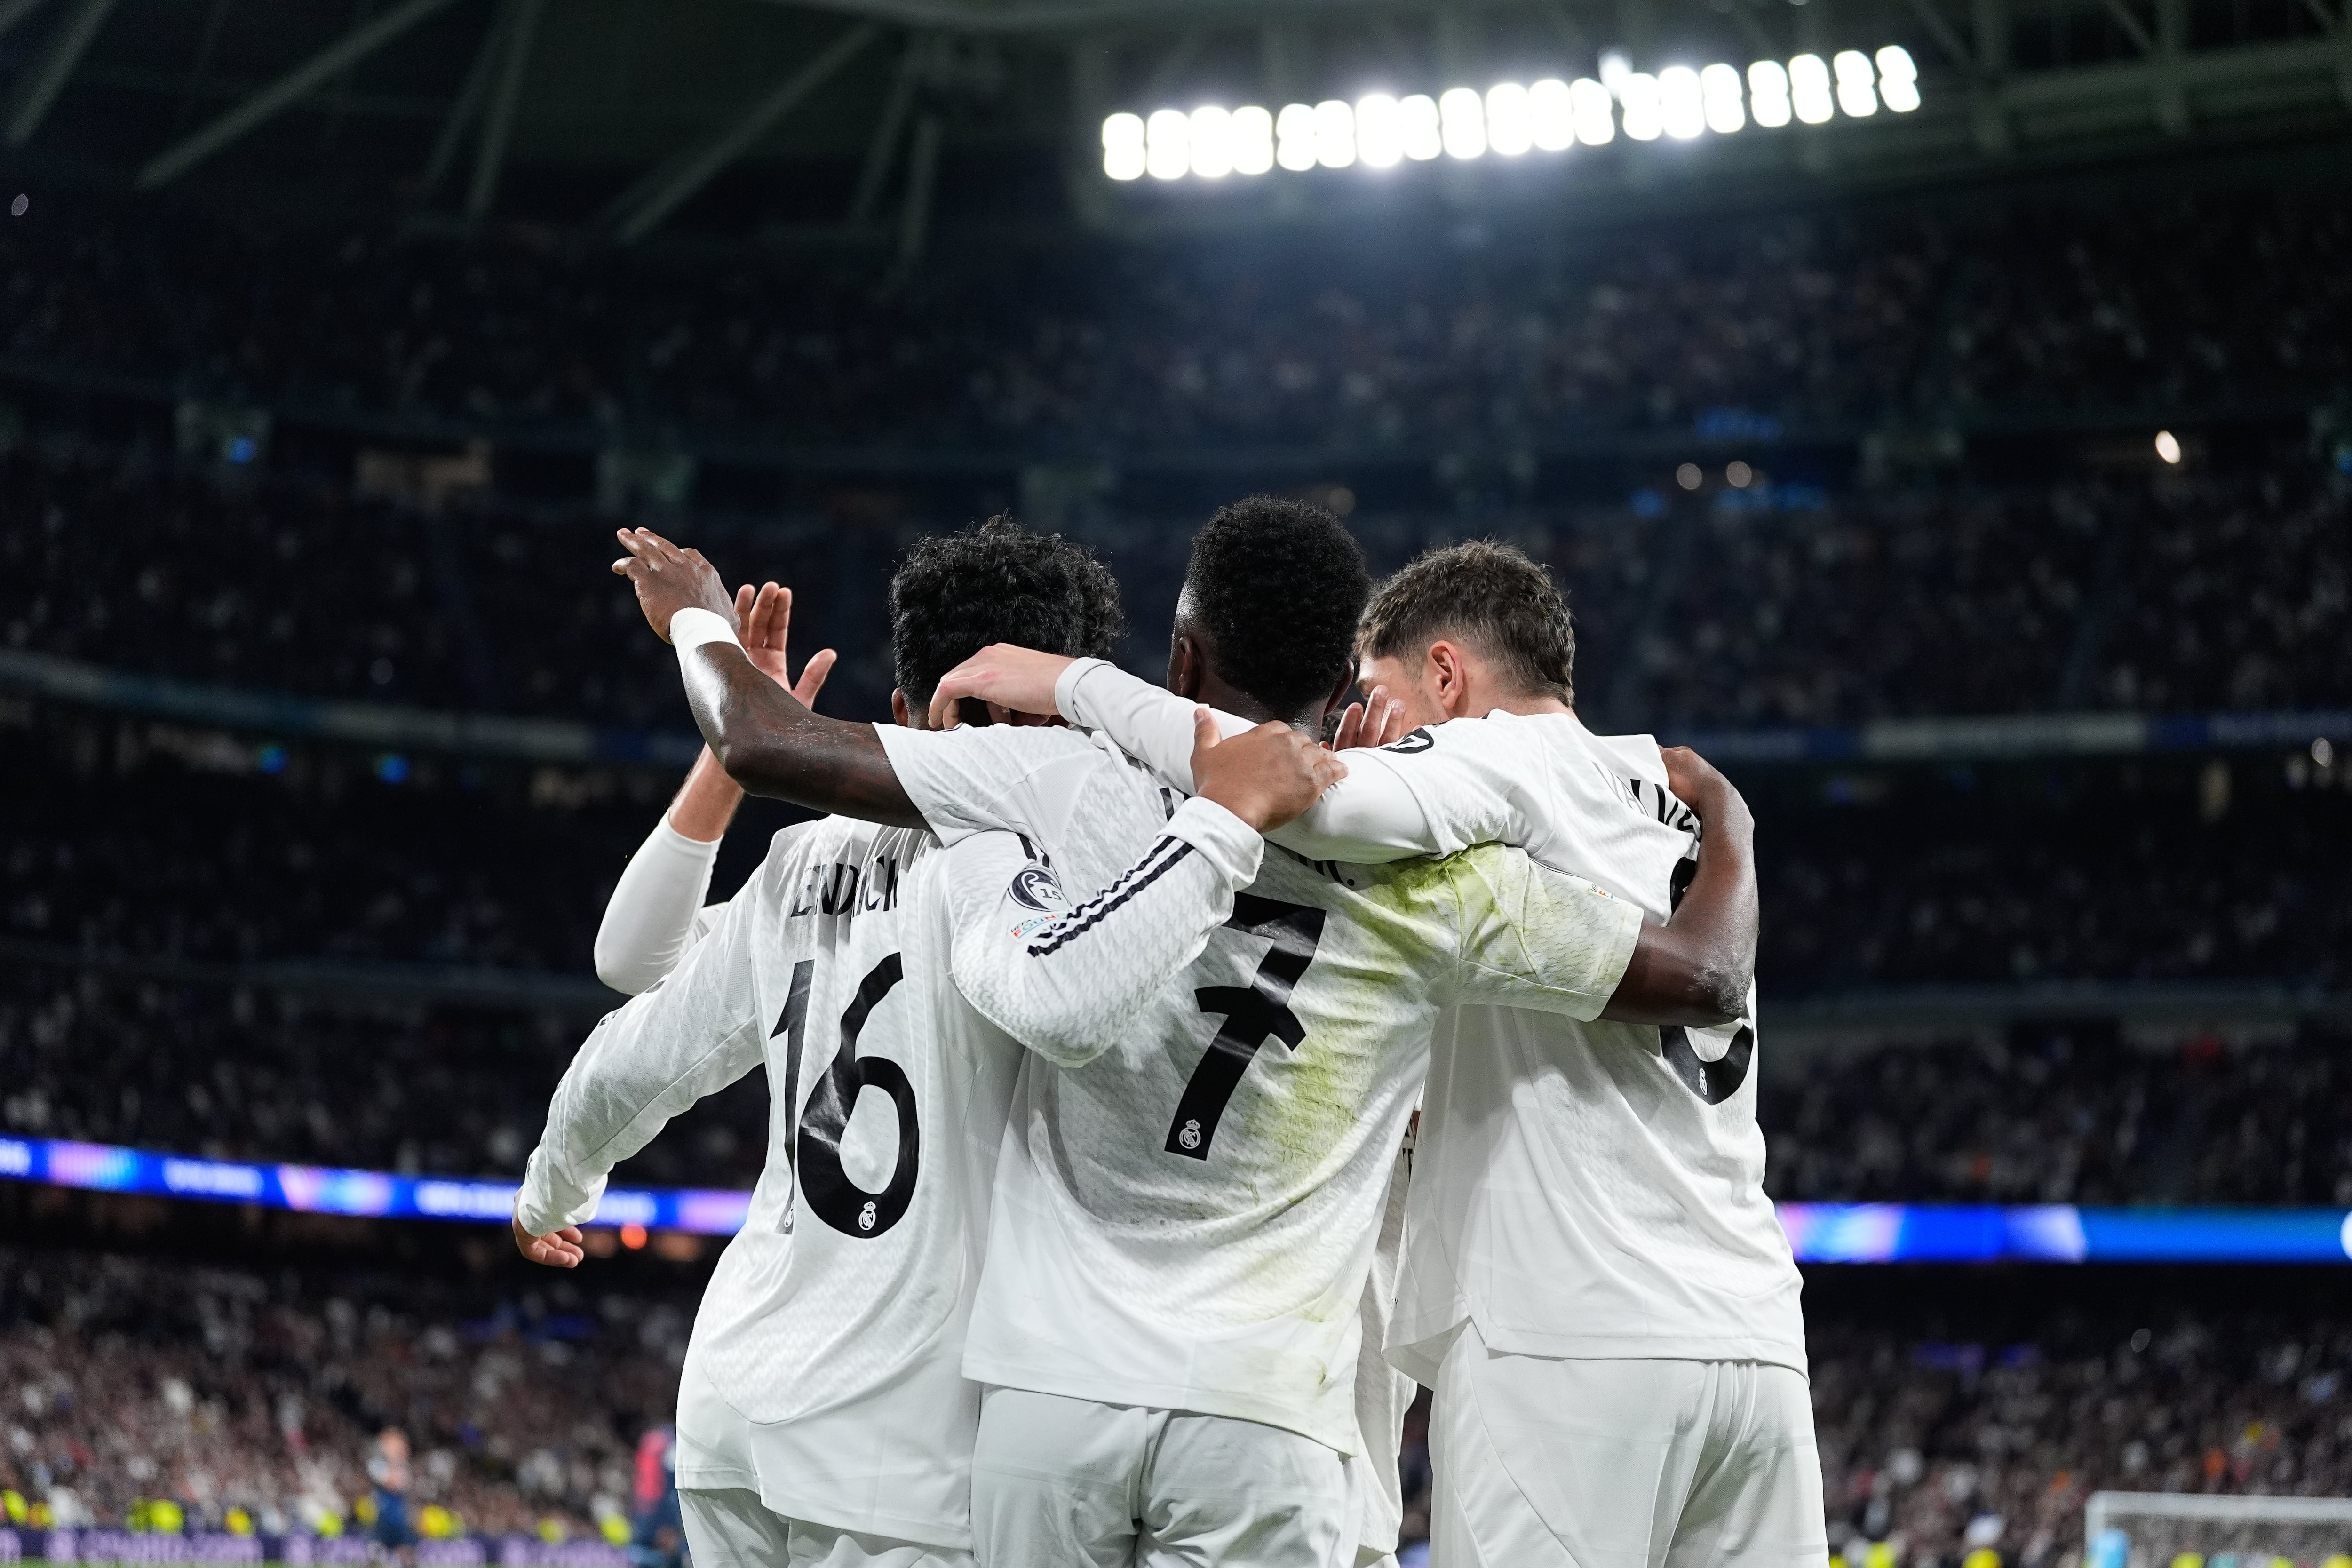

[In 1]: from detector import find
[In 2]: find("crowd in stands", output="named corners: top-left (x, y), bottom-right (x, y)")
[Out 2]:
top-left (0, 1247), bottom-right (692, 1543)
top-left (7, 442), bottom-right (2349, 733)
top-left (0, 963), bottom-right (768, 1187)
top-left (10, 699), bottom-right (2346, 992)
top-left (2, 187), bottom-right (2345, 448)
top-left (1810, 1301), bottom-right (2352, 1568)
top-left (1762, 1027), bottom-right (2352, 1206)
top-left (7, 1246), bottom-right (2352, 1568)
top-left (1758, 766), bottom-right (2352, 994)
top-left (0, 733), bottom-right (649, 972)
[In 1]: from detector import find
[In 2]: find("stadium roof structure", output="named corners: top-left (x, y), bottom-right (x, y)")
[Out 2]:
top-left (0, 0), bottom-right (2344, 245)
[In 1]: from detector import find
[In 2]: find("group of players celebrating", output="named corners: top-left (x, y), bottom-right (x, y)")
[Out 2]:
top-left (510, 495), bottom-right (1820, 1568)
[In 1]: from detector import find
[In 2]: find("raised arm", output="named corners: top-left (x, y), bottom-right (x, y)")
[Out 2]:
top-left (946, 716), bottom-right (1343, 1066)
top-left (1604, 748), bottom-right (1757, 1027)
top-left (612, 529), bottom-right (924, 829)
top-left (594, 583), bottom-right (834, 993)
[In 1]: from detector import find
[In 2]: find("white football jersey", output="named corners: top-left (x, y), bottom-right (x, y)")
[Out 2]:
top-left (521, 817), bottom-right (1017, 1548)
top-left (1053, 661), bottom-right (1807, 1386)
top-left (874, 722), bottom-right (1643, 1453)
top-left (523, 800), bottom-right (1276, 1550)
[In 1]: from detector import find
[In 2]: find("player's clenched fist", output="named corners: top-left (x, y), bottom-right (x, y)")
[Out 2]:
top-left (612, 527), bottom-right (738, 642)
top-left (1189, 709), bottom-right (1347, 833)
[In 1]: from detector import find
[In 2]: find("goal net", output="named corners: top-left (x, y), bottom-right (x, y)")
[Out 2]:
top-left (2086, 1490), bottom-right (2352, 1568)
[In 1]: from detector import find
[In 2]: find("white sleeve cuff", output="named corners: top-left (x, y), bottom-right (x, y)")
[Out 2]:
top-left (670, 606), bottom-right (741, 653)
top-left (1053, 658), bottom-right (1113, 724)
top-left (654, 812), bottom-right (729, 858)
top-left (514, 1146), bottom-right (604, 1238)
top-left (1162, 795), bottom-right (1264, 889)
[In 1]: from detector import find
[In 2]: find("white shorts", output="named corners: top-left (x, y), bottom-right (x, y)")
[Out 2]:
top-left (971, 1386), bottom-right (1352, 1568)
top-left (681, 1487), bottom-right (976, 1568)
top-left (1428, 1325), bottom-right (1826, 1568)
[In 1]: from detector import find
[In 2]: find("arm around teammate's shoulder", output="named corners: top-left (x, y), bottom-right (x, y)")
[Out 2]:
top-left (945, 715), bottom-right (1343, 1066)
top-left (1603, 748), bottom-right (1756, 1027)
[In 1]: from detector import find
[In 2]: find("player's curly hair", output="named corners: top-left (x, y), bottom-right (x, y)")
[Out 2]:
top-left (890, 515), bottom-right (1126, 705)
top-left (1357, 538), bottom-right (1574, 703)
top-left (1182, 495), bottom-right (1371, 717)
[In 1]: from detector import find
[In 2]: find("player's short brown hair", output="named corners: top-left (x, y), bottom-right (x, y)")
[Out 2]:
top-left (1356, 540), bottom-right (1575, 704)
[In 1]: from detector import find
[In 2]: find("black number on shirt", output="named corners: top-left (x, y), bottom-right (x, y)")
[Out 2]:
top-left (769, 959), bottom-right (816, 1233)
top-left (1661, 1024), bottom-right (1755, 1105)
top-left (797, 952), bottom-right (921, 1239)
top-left (1166, 894), bottom-right (1326, 1161)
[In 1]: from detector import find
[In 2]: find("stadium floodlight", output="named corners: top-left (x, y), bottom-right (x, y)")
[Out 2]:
top-left (1101, 112), bottom-right (1146, 180)
top-left (1700, 64), bottom-right (1746, 132)
top-left (1570, 77), bottom-right (1616, 144)
top-left (1658, 66), bottom-right (1705, 138)
top-left (1789, 53), bottom-right (1835, 123)
top-left (1618, 72), bottom-right (1664, 139)
top-left (1439, 86), bottom-right (1486, 157)
top-left (1314, 99), bottom-right (1356, 167)
top-left (1876, 45), bottom-right (1922, 111)
top-left (1529, 78), bottom-right (1576, 150)
top-left (1748, 60), bottom-right (1792, 127)
top-left (1275, 103), bottom-right (1319, 170)
top-left (1486, 81), bottom-right (1534, 154)
top-left (1098, 42), bottom-right (1918, 184)
top-left (1146, 108), bottom-right (1190, 178)
top-left (1356, 93), bottom-right (1405, 167)
top-left (1400, 93), bottom-right (1443, 159)
top-left (1188, 105), bottom-right (1234, 177)
top-left (1230, 105), bottom-right (1274, 173)
top-left (1832, 50), bottom-right (1879, 116)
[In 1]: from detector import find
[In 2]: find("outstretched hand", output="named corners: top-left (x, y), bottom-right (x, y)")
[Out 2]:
top-left (736, 581), bottom-right (837, 706)
top-left (513, 1212), bottom-right (585, 1269)
top-left (1190, 709), bottom-right (1347, 833)
top-left (612, 528), bottom-right (738, 644)
top-left (925, 644), bottom-right (1075, 730)
top-left (1330, 683), bottom-right (1409, 751)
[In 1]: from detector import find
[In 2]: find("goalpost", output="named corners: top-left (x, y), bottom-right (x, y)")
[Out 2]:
top-left (2085, 1491), bottom-right (2352, 1568)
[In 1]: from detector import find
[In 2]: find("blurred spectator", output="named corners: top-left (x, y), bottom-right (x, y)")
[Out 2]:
top-left (0, 963), bottom-right (766, 1188)
top-left (0, 1248), bottom-right (694, 1542)
top-left (6, 446), bottom-right (2346, 734)
top-left (0, 190), bottom-right (2343, 447)
top-left (1763, 1027), bottom-right (2352, 1205)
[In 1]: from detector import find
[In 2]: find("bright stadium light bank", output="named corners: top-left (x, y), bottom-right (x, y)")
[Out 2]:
top-left (1103, 47), bottom-right (1921, 181)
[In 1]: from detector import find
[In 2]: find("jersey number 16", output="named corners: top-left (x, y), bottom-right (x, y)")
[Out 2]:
top-left (773, 955), bottom-right (921, 1239)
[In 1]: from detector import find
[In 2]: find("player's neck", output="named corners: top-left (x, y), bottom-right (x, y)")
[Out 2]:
top-left (1466, 689), bottom-right (1575, 720)
top-left (1183, 669), bottom-right (1321, 735)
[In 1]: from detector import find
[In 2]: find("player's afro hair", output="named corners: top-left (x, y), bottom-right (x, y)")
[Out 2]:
top-left (1358, 538), bottom-right (1575, 703)
top-left (1181, 495), bottom-right (1371, 717)
top-left (890, 515), bottom-right (1126, 705)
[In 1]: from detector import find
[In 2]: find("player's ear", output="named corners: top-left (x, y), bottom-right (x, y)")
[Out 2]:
top-left (1167, 632), bottom-right (1205, 700)
top-left (890, 688), bottom-right (918, 730)
top-left (1319, 661), bottom-right (1355, 725)
top-left (1428, 641), bottom-right (1467, 717)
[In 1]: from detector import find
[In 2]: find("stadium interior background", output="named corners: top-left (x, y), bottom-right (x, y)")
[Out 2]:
top-left (0, 0), bottom-right (2348, 1560)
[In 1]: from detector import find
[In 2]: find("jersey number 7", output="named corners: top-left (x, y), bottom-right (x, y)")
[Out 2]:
top-left (1165, 895), bottom-right (1325, 1161)
top-left (773, 953), bottom-right (921, 1239)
